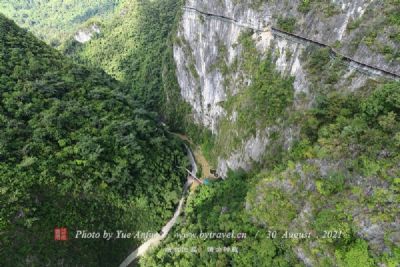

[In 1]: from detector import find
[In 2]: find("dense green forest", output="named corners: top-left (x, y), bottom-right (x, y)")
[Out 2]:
top-left (1, 0), bottom-right (189, 128)
top-left (140, 170), bottom-right (302, 267)
top-left (0, 14), bottom-right (187, 266)
top-left (0, 0), bottom-right (120, 47)
top-left (64, 0), bottom-right (185, 117)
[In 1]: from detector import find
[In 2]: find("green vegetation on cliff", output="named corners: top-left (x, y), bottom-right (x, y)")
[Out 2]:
top-left (0, 14), bottom-right (187, 266)
top-left (148, 27), bottom-right (399, 265)
top-left (143, 77), bottom-right (400, 266)
top-left (192, 30), bottom-right (295, 166)
top-left (140, 171), bottom-right (301, 267)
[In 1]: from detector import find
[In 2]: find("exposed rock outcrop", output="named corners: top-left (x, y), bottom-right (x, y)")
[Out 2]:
top-left (74, 24), bottom-right (100, 43)
top-left (174, 0), bottom-right (397, 177)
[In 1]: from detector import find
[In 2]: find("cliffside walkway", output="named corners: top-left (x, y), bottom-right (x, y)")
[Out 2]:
top-left (184, 6), bottom-right (400, 80)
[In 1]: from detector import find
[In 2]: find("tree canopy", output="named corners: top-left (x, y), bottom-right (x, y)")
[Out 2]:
top-left (0, 14), bottom-right (187, 266)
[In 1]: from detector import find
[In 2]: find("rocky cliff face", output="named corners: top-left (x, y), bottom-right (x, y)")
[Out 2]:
top-left (74, 24), bottom-right (101, 43)
top-left (173, 0), bottom-right (398, 177)
top-left (173, 1), bottom-right (399, 266)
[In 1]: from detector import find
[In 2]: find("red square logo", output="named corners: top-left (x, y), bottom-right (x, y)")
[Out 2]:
top-left (54, 227), bottom-right (68, 241)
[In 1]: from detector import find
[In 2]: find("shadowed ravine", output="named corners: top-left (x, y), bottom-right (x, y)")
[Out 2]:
top-left (119, 144), bottom-right (197, 267)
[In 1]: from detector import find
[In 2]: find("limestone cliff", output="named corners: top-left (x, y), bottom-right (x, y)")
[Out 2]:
top-left (172, 1), bottom-right (400, 266)
top-left (173, 0), bottom-right (399, 177)
top-left (74, 24), bottom-right (101, 43)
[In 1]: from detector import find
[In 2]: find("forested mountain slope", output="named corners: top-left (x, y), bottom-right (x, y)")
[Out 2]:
top-left (0, 0), bottom-right (119, 47)
top-left (2, 0), bottom-right (187, 127)
top-left (64, 0), bottom-right (184, 116)
top-left (0, 14), bottom-right (187, 266)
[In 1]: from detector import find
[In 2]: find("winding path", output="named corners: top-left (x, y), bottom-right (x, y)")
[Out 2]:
top-left (119, 144), bottom-right (197, 267)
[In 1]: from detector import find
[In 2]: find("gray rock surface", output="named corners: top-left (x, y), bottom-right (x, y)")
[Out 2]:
top-left (174, 0), bottom-right (397, 178)
top-left (74, 24), bottom-right (100, 43)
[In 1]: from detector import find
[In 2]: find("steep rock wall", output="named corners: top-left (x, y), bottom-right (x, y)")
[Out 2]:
top-left (172, 1), bottom-right (399, 265)
top-left (173, 0), bottom-right (397, 177)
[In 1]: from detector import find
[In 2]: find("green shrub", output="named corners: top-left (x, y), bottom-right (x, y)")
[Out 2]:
top-left (314, 209), bottom-right (353, 245)
top-left (335, 239), bottom-right (375, 267)
top-left (389, 12), bottom-right (400, 26)
top-left (298, 0), bottom-right (312, 13)
top-left (347, 18), bottom-right (362, 31)
top-left (361, 82), bottom-right (400, 122)
top-left (316, 172), bottom-right (346, 196)
top-left (277, 17), bottom-right (296, 33)
top-left (307, 48), bottom-right (331, 74)
top-left (248, 187), bottom-right (297, 230)
top-left (252, 58), bottom-right (295, 120)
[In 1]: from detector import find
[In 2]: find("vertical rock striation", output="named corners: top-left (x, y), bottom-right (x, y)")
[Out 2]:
top-left (174, 0), bottom-right (398, 177)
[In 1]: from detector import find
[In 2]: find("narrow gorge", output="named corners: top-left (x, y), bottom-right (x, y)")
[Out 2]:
top-left (1, 0), bottom-right (399, 266)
